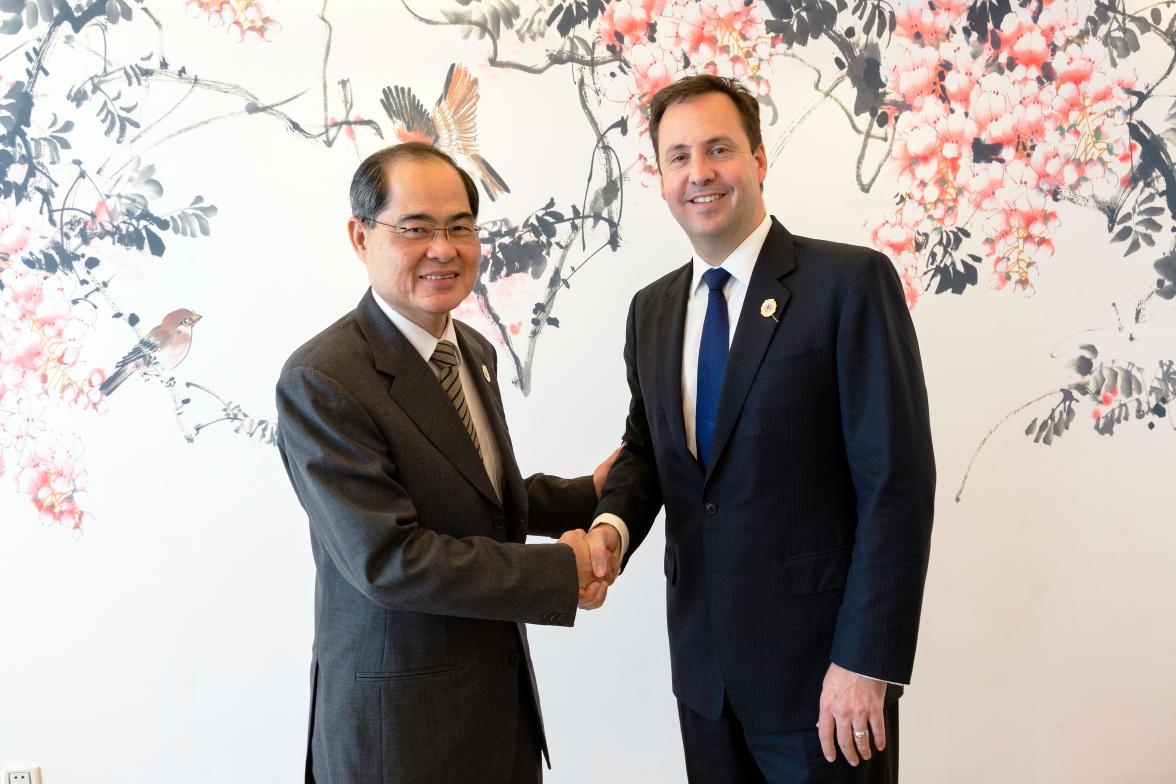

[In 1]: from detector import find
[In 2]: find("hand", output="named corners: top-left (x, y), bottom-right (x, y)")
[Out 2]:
top-left (816, 662), bottom-right (887, 767)
top-left (558, 529), bottom-right (608, 610)
top-left (592, 443), bottom-right (624, 499)
top-left (586, 523), bottom-right (621, 585)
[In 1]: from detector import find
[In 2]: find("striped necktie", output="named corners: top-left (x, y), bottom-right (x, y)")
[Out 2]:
top-left (430, 340), bottom-right (481, 456)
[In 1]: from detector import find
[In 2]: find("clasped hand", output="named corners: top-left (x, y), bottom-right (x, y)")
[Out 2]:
top-left (558, 524), bottom-right (621, 610)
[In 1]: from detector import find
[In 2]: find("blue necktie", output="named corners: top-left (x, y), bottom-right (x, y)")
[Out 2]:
top-left (696, 267), bottom-right (732, 467)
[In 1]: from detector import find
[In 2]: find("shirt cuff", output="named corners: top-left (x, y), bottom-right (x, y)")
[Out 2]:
top-left (590, 513), bottom-right (630, 556)
top-left (844, 667), bottom-right (906, 687)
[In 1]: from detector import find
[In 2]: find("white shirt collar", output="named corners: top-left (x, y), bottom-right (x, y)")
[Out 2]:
top-left (689, 213), bottom-right (773, 294)
top-left (370, 290), bottom-right (459, 364)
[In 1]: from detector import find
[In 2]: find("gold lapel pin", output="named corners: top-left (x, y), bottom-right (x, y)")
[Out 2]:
top-left (760, 298), bottom-right (779, 322)
top-left (481, 364), bottom-right (492, 383)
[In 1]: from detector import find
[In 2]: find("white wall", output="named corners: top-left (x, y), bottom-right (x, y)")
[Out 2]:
top-left (2, 2), bottom-right (1174, 782)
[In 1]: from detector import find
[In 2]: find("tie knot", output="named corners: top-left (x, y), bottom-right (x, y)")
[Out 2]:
top-left (430, 340), bottom-right (459, 369)
top-left (703, 267), bottom-right (731, 292)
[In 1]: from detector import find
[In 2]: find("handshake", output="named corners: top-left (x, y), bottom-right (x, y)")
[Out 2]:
top-left (558, 524), bottom-right (622, 610)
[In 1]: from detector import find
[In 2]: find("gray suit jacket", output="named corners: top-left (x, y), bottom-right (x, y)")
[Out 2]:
top-left (276, 289), bottom-right (596, 784)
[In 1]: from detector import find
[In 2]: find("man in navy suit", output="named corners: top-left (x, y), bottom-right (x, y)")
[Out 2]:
top-left (585, 75), bottom-right (936, 782)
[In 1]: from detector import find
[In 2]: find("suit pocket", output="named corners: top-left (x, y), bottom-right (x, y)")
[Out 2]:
top-left (354, 663), bottom-right (458, 682)
top-left (755, 348), bottom-right (824, 382)
top-left (355, 612), bottom-right (455, 682)
top-left (785, 546), bottom-right (852, 596)
top-left (664, 547), bottom-right (677, 587)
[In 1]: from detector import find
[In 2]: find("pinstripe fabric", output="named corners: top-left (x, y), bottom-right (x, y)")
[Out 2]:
top-left (430, 339), bottom-right (481, 457)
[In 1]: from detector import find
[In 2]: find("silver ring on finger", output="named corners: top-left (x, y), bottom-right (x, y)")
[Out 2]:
top-left (852, 729), bottom-right (869, 742)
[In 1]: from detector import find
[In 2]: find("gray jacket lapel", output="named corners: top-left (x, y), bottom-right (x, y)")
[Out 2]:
top-left (455, 322), bottom-right (526, 514)
top-left (355, 291), bottom-right (501, 507)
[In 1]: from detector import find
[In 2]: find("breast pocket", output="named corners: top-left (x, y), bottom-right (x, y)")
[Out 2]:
top-left (755, 348), bottom-right (825, 382)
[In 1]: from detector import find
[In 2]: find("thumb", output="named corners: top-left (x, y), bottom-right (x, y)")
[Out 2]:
top-left (590, 538), bottom-right (608, 579)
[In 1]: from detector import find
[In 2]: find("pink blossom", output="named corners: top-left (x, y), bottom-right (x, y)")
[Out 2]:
top-left (600, 0), bottom-right (667, 47)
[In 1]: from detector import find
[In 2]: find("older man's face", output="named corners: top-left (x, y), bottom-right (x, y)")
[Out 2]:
top-left (348, 157), bottom-right (480, 338)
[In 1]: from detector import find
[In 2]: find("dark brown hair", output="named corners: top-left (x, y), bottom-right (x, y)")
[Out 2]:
top-left (350, 142), bottom-right (480, 223)
top-left (648, 75), bottom-right (763, 165)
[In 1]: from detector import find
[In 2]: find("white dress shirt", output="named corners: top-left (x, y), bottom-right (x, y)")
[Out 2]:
top-left (372, 292), bottom-right (503, 501)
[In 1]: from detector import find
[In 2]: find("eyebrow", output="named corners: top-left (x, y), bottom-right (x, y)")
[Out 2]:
top-left (394, 211), bottom-right (476, 223)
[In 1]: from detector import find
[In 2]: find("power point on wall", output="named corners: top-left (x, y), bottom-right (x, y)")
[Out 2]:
top-left (4, 768), bottom-right (42, 784)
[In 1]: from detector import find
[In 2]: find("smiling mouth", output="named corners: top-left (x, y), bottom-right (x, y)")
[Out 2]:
top-left (688, 193), bottom-right (725, 204)
top-left (420, 272), bottom-right (459, 281)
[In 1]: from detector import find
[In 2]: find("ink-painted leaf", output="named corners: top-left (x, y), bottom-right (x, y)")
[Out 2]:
top-left (1112, 225), bottom-right (1132, 243)
top-left (1126, 236), bottom-right (1141, 256)
top-left (128, 313), bottom-right (139, 327)
top-left (144, 227), bottom-right (165, 256)
top-left (1140, 206), bottom-right (1166, 217)
top-left (1116, 211), bottom-right (1133, 225)
top-left (1153, 7), bottom-right (1162, 24)
top-left (1025, 417), bottom-right (1038, 436)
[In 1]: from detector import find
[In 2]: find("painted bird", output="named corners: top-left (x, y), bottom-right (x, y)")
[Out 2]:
top-left (100, 308), bottom-right (202, 396)
top-left (380, 63), bottom-right (511, 200)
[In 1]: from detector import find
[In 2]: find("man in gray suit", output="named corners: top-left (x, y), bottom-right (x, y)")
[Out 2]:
top-left (276, 142), bottom-right (612, 783)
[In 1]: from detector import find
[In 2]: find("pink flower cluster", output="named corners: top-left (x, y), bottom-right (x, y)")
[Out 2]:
top-left (10, 437), bottom-right (88, 530)
top-left (185, 0), bottom-right (280, 43)
top-left (872, 0), bottom-right (1137, 303)
top-left (1, 264), bottom-right (105, 529)
top-left (600, 0), bottom-right (778, 145)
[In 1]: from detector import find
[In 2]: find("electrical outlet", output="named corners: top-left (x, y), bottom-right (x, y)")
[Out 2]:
top-left (5, 768), bottom-right (42, 784)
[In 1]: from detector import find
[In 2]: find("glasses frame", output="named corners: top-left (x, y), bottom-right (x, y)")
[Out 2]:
top-left (362, 217), bottom-right (482, 246)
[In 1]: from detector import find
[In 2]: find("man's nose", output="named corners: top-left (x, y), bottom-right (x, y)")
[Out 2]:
top-left (426, 229), bottom-right (457, 258)
top-left (689, 155), bottom-right (714, 184)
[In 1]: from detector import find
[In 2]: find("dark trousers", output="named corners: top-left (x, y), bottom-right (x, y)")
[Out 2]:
top-left (678, 696), bottom-right (899, 784)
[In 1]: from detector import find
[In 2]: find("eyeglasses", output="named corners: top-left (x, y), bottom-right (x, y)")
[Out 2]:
top-left (363, 217), bottom-right (482, 245)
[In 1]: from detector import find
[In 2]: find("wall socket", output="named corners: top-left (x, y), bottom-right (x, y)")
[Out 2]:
top-left (5, 768), bottom-right (42, 784)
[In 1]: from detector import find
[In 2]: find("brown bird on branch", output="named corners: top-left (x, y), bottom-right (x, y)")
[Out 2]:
top-left (380, 63), bottom-right (511, 200)
top-left (100, 308), bottom-right (201, 396)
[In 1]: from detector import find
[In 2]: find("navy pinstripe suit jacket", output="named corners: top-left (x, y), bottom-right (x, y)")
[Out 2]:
top-left (596, 218), bottom-right (936, 732)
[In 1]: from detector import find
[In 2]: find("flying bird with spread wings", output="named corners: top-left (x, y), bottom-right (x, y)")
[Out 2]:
top-left (100, 309), bottom-right (202, 396)
top-left (380, 63), bottom-right (511, 200)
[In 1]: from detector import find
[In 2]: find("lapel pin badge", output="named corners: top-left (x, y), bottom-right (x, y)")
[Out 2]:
top-left (760, 298), bottom-right (779, 322)
top-left (481, 364), bottom-right (492, 383)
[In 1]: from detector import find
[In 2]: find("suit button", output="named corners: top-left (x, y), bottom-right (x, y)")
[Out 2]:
top-left (508, 652), bottom-right (520, 666)
top-left (703, 502), bottom-right (718, 516)
top-left (541, 612), bottom-right (556, 623)
top-left (492, 516), bottom-right (507, 530)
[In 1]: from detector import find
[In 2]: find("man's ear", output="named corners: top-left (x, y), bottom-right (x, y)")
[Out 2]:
top-left (347, 216), bottom-right (369, 262)
top-left (754, 143), bottom-right (768, 186)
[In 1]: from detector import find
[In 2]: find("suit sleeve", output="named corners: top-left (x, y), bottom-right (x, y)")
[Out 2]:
top-left (829, 253), bottom-right (936, 683)
top-left (593, 294), bottom-right (665, 568)
top-left (523, 474), bottom-right (597, 538)
top-left (276, 365), bottom-right (580, 626)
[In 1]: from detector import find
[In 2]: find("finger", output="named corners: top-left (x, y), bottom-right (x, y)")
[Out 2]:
top-left (579, 581), bottom-right (607, 610)
top-left (868, 706), bottom-right (887, 753)
top-left (852, 725), bottom-right (872, 761)
top-left (817, 711), bottom-right (836, 763)
top-left (836, 716), bottom-right (861, 767)
top-left (589, 538), bottom-right (609, 580)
